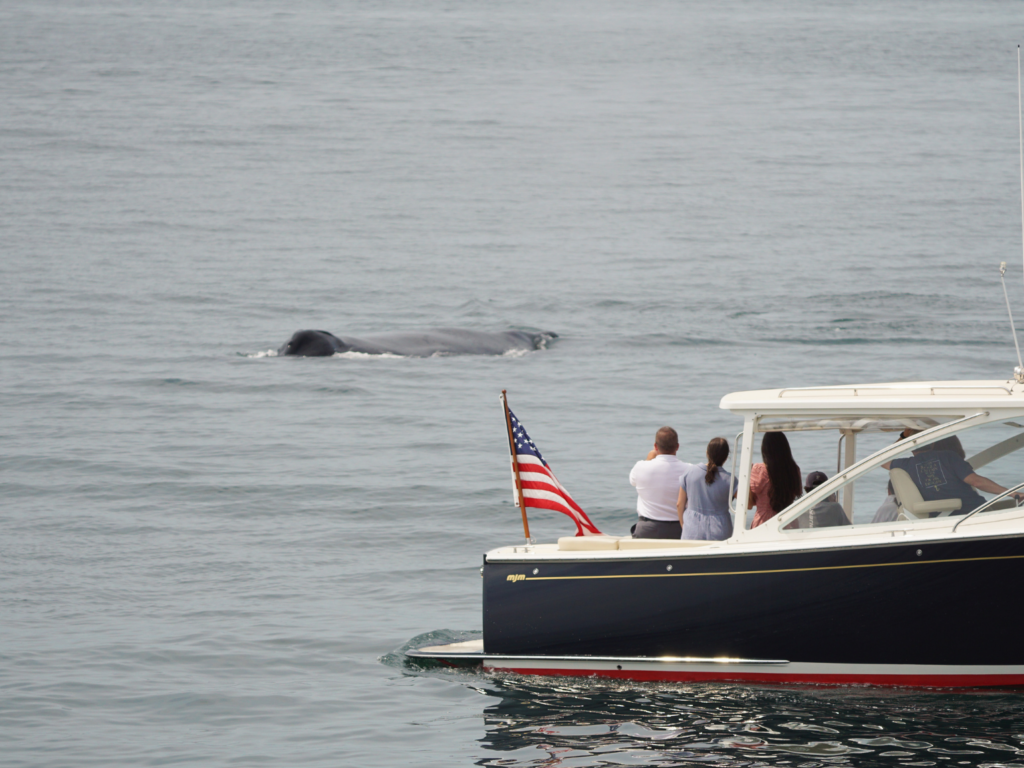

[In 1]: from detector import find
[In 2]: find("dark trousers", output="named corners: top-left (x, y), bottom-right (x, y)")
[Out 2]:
top-left (633, 516), bottom-right (682, 539)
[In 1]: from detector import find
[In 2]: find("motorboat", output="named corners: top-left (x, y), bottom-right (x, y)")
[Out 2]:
top-left (410, 379), bottom-right (1024, 687)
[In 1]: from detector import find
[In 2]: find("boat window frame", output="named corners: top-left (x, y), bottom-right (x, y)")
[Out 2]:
top-left (765, 411), bottom-right (992, 531)
top-left (966, 430), bottom-right (1024, 470)
top-left (728, 429), bottom-right (743, 514)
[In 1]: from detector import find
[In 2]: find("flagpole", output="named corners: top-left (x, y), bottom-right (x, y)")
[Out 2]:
top-left (501, 389), bottom-right (532, 543)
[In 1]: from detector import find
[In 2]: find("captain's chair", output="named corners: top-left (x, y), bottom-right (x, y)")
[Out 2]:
top-left (889, 467), bottom-right (962, 520)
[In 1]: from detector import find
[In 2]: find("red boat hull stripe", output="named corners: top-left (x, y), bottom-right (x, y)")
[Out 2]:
top-left (484, 665), bottom-right (1024, 688)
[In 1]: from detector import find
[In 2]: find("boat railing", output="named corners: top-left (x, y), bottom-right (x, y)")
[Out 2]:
top-left (952, 481), bottom-right (1024, 533)
top-left (775, 385), bottom-right (1014, 398)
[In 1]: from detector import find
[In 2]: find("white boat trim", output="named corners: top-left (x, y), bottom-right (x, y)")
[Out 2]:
top-left (409, 641), bottom-right (1024, 687)
top-left (410, 641), bottom-right (787, 665)
top-left (485, 520), bottom-right (1024, 563)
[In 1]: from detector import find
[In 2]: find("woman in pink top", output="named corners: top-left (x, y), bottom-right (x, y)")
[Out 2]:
top-left (748, 432), bottom-right (802, 528)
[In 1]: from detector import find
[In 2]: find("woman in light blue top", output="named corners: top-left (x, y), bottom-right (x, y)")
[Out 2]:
top-left (677, 437), bottom-right (733, 541)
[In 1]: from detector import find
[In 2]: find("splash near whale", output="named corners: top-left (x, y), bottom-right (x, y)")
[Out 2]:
top-left (278, 328), bottom-right (556, 357)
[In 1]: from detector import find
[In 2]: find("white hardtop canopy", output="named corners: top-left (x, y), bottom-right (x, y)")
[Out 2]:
top-left (720, 379), bottom-right (1024, 423)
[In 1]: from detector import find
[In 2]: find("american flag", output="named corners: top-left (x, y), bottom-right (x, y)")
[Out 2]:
top-left (507, 408), bottom-right (603, 536)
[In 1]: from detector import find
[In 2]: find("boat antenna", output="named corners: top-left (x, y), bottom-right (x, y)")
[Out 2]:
top-left (1019, 46), bottom-right (1024, 304)
top-left (999, 262), bottom-right (1024, 382)
top-left (1010, 47), bottom-right (1024, 383)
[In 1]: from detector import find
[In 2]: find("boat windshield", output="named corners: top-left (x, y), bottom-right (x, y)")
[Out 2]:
top-left (772, 419), bottom-right (1024, 530)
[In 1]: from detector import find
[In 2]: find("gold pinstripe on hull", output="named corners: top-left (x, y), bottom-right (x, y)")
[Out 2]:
top-left (518, 553), bottom-right (1024, 581)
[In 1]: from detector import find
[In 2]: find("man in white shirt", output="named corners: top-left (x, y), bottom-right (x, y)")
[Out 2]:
top-left (629, 427), bottom-right (691, 539)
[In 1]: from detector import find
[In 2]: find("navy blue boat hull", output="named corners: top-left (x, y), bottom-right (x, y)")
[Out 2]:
top-left (482, 536), bottom-right (1024, 667)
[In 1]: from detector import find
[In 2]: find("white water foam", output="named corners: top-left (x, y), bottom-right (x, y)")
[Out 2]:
top-left (246, 349), bottom-right (278, 358)
top-left (332, 351), bottom-right (407, 360)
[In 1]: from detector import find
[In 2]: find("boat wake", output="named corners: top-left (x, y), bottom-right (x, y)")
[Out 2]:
top-left (380, 629), bottom-right (484, 676)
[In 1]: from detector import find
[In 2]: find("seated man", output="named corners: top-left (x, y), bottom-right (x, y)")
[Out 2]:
top-left (629, 427), bottom-right (690, 539)
top-left (885, 442), bottom-right (1019, 515)
top-left (871, 480), bottom-right (899, 524)
top-left (802, 471), bottom-right (850, 528)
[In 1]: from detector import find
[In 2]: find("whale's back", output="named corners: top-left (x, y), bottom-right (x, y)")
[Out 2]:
top-left (352, 328), bottom-right (556, 356)
top-left (277, 327), bottom-right (556, 357)
top-left (279, 330), bottom-right (346, 356)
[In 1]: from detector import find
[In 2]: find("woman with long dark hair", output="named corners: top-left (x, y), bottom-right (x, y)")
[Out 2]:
top-left (748, 432), bottom-right (802, 528)
top-left (677, 437), bottom-right (733, 540)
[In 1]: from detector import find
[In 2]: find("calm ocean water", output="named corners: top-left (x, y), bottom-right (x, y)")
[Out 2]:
top-left (3, 1), bottom-right (1024, 766)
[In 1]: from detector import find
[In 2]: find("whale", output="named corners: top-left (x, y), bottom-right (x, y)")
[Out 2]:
top-left (278, 328), bottom-right (557, 357)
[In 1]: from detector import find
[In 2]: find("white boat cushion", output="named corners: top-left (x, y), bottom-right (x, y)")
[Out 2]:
top-left (557, 536), bottom-right (621, 551)
top-left (889, 467), bottom-right (962, 518)
top-left (617, 538), bottom-right (712, 550)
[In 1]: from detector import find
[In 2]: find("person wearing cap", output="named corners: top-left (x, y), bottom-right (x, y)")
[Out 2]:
top-left (802, 471), bottom-right (851, 528)
top-left (629, 427), bottom-right (690, 539)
